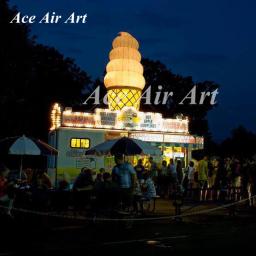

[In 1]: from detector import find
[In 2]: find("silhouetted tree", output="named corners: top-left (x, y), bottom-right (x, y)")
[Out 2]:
top-left (141, 59), bottom-right (219, 136)
top-left (0, 0), bottom-right (92, 139)
top-left (220, 126), bottom-right (256, 158)
top-left (1, 0), bottom-right (219, 144)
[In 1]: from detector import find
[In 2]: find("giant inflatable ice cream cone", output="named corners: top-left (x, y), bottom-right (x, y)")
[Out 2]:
top-left (104, 32), bottom-right (145, 111)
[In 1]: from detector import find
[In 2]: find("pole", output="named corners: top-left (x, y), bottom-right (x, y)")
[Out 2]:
top-left (55, 130), bottom-right (59, 188)
top-left (20, 156), bottom-right (23, 180)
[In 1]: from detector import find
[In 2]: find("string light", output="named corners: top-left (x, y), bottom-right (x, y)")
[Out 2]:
top-left (50, 103), bottom-right (61, 130)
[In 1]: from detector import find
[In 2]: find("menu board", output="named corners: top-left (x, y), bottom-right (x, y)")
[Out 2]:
top-left (98, 111), bottom-right (117, 127)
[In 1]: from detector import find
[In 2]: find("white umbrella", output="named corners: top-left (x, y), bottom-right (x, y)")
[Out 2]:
top-left (0, 135), bottom-right (58, 179)
top-left (9, 136), bottom-right (41, 155)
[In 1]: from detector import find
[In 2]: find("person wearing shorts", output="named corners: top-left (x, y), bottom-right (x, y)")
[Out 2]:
top-left (198, 156), bottom-right (208, 201)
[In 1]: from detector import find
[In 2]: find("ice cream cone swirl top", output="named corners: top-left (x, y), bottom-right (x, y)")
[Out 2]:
top-left (112, 32), bottom-right (139, 49)
top-left (104, 32), bottom-right (145, 90)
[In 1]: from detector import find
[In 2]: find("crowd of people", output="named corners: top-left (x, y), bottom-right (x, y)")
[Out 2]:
top-left (142, 156), bottom-right (256, 204)
top-left (1, 155), bottom-right (256, 217)
top-left (0, 164), bottom-right (52, 215)
top-left (191, 156), bottom-right (256, 203)
top-left (72, 155), bottom-right (157, 214)
top-left (63, 154), bottom-right (256, 212)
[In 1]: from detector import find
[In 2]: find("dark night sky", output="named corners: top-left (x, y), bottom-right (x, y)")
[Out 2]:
top-left (9, 0), bottom-right (256, 141)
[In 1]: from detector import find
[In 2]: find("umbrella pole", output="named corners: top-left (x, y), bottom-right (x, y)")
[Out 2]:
top-left (55, 160), bottom-right (58, 189)
top-left (20, 156), bottom-right (23, 180)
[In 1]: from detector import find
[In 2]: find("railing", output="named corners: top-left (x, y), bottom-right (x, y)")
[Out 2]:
top-left (1, 185), bottom-right (255, 223)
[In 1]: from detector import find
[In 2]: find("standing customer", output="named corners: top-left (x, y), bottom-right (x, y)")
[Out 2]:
top-left (187, 161), bottom-right (196, 198)
top-left (176, 160), bottom-right (183, 185)
top-left (112, 155), bottom-right (136, 210)
top-left (198, 156), bottom-right (209, 201)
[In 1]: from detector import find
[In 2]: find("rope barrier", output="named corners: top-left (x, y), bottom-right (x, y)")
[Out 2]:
top-left (1, 195), bottom-right (255, 222)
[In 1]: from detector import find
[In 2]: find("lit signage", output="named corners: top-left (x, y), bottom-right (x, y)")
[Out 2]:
top-left (117, 107), bottom-right (140, 129)
top-left (70, 138), bottom-right (90, 149)
top-left (63, 111), bottom-right (95, 128)
top-left (164, 135), bottom-right (196, 144)
top-left (162, 119), bottom-right (189, 133)
top-left (130, 133), bottom-right (163, 142)
top-left (130, 133), bottom-right (199, 144)
top-left (138, 112), bottom-right (162, 130)
top-left (196, 137), bottom-right (204, 145)
top-left (61, 107), bottom-right (189, 133)
top-left (95, 109), bottom-right (117, 127)
top-left (173, 152), bottom-right (185, 158)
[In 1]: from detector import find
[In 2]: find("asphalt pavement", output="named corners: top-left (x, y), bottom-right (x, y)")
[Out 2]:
top-left (1, 199), bottom-right (256, 256)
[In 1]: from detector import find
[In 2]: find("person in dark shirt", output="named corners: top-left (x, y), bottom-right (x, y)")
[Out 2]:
top-left (134, 159), bottom-right (145, 180)
top-left (73, 168), bottom-right (94, 191)
top-left (176, 160), bottom-right (184, 185)
top-left (95, 172), bottom-right (119, 212)
top-left (0, 164), bottom-right (14, 216)
top-left (73, 168), bottom-right (94, 211)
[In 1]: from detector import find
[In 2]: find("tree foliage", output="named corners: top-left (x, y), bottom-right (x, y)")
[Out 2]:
top-left (220, 126), bottom-right (256, 158)
top-left (141, 59), bottom-right (219, 136)
top-left (1, 0), bottom-right (220, 144)
top-left (0, 0), bottom-right (91, 139)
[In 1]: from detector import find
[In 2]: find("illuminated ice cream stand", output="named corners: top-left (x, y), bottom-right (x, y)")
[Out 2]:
top-left (48, 32), bottom-right (204, 184)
